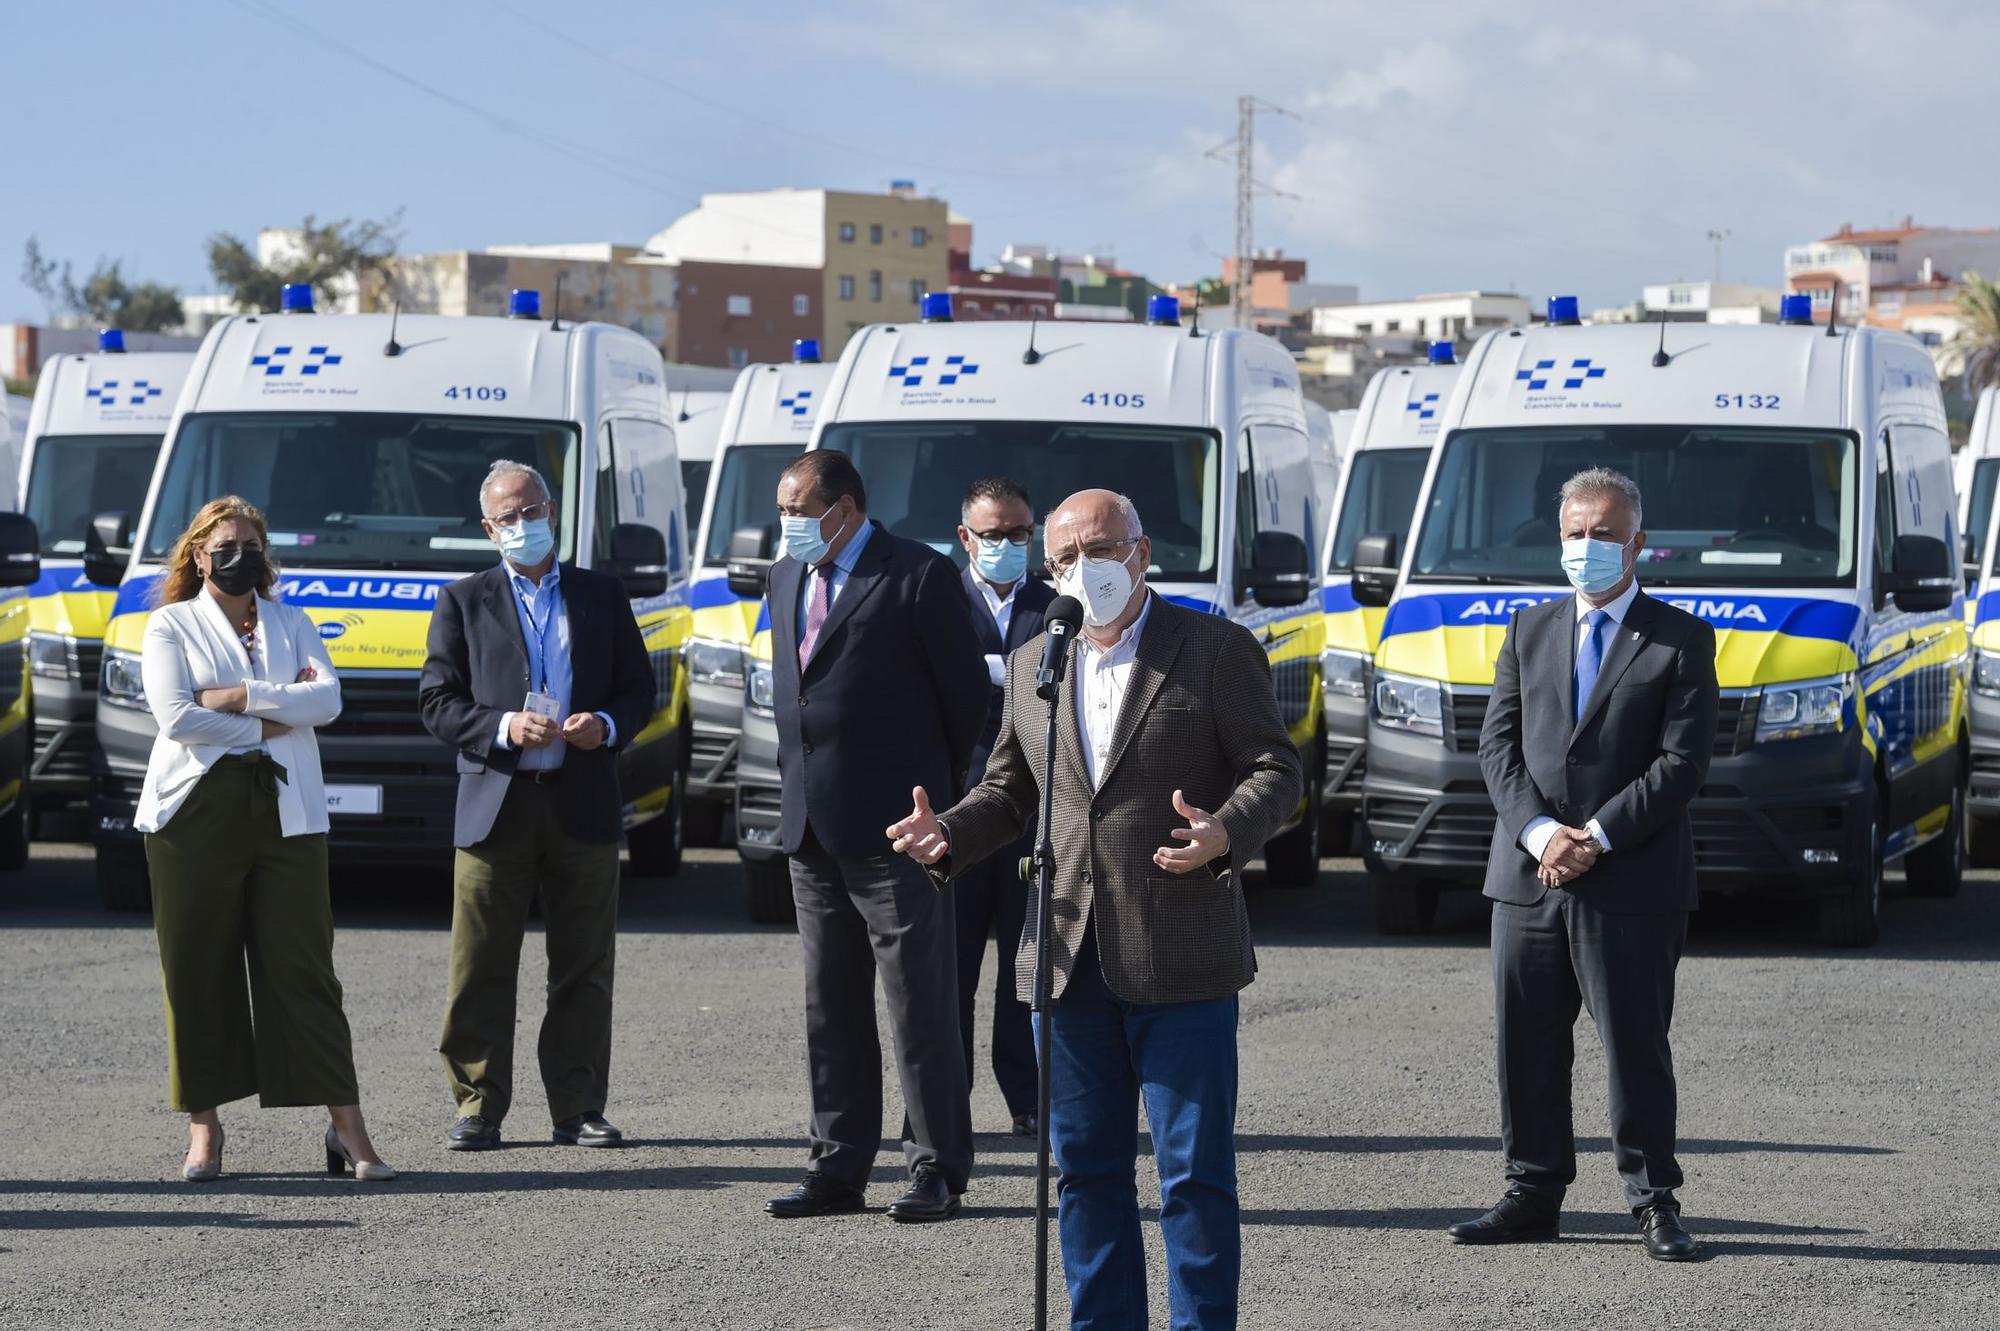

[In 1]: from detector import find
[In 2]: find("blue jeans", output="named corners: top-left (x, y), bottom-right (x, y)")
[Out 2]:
top-left (1035, 931), bottom-right (1240, 1331)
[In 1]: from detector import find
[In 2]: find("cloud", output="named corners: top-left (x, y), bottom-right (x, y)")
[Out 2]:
top-left (1308, 42), bottom-right (1469, 113)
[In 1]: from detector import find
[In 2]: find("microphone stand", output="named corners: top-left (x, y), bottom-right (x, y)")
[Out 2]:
top-left (1029, 611), bottom-right (1078, 1331)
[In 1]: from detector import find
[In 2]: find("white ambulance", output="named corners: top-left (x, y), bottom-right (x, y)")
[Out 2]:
top-left (672, 388), bottom-right (730, 546)
top-left (1353, 294), bottom-right (1963, 946)
top-left (729, 292), bottom-right (1325, 923)
top-left (681, 342), bottom-right (832, 846)
top-left (88, 285), bottom-right (694, 909)
top-left (1318, 343), bottom-right (1463, 850)
top-left (18, 330), bottom-right (192, 814)
top-left (1956, 385), bottom-right (2000, 598)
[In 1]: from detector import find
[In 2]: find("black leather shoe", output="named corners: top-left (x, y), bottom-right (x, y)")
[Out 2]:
top-left (1446, 1187), bottom-right (1560, 1244)
top-left (552, 1112), bottom-right (623, 1147)
top-left (886, 1165), bottom-right (962, 1223)
top-left (446, 1115), bottom-right (501, 1151)
top-left (1639, 1205), bottom-right (1699, 1261)
top-left (765, 1174), bottom-right (866, 1218)
top-left (1010, 1113), bottom-right (1037, 1138)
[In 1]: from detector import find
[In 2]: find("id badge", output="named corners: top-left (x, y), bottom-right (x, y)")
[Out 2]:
top-left (523, 690), bottom-right (560, 720)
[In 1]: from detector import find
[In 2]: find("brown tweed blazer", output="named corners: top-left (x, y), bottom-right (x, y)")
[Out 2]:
top-left (935, 593), bottom-right (1302, 1006)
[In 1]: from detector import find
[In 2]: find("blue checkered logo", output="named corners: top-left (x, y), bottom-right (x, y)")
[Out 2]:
top-left (1406, 392), bottom-right (1440, 420)
top-left (250, 345), bottom-right (343, 377)
top-left (888, 353), bottom-right (979, 389)
top-left (127, 379), bottom-right (164, 405)
top-left (779, 389), bottom-right (814, 417)
top-left (1515, 357), bottom-right (1607, 392)
top-left (86, 380), bottom-right (120, 405)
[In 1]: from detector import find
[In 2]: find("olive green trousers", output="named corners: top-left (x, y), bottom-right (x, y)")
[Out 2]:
top-left (439, 777), bottom-right (621, 1127)
top-left (146, 755), bottom-right (359, 1114)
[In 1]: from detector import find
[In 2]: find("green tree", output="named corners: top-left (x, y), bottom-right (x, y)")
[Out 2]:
top-left (19, 236), bottom-right (184, 332)
top-left (205, 211), bottom-right (403, 314)
top-left (1953, 271), bottom-right (2000, 406)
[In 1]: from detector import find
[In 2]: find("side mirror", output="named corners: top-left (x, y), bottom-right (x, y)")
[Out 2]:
top-left (1883, 533), bottom-right (1955, 613)
top-left (1246, 530), bottom-right (1312, 608)
top-left (83, 509), bottom-right (130, 588)
top-left (1349, 531), bottom-right (1400, 608)
top-left (603, 522), bottom-right (669, 599)
top-left (0, 513), bottom-right (38, 589)
top-left (725, 525), bottom-right (776, 600)
top-left (1963, 533), bottom-right (1979, 588)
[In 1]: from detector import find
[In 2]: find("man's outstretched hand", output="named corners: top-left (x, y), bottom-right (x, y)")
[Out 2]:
top-left (888, 786), bottom-right (951, 866)
top-left (1154, 789), bottom-right (1230, 875)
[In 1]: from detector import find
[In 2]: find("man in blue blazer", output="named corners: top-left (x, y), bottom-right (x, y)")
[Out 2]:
top-left (418, 460), bottom-right (655, 1154)
top-left (761, 450), bottom-right (989, 1224)
top-left (952, 477), bottom-right (1055, 1136)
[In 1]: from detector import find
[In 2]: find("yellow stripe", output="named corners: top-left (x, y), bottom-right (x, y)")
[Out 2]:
top-left (1379, 622), bottom-right (1859, 689)
top-left (691, 600), bottom-right (764, 647)
top-left (1322, 605), bottom-right (1388, 656)
top-left (29, 589), bottom-right (116, 642)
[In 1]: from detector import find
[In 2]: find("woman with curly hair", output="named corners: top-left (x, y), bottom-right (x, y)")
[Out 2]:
top-left (136, 495), bottom-right (394, 1183)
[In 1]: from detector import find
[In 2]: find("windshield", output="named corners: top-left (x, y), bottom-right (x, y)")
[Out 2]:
top-left (1329, 447), bottom-right (1428, 572)
top-left (819, 421), bottom-right (1221, 578)
top-left (681, 459), bottom-right (712, 542)
top-left (1969, 458), bottom-right (2000, 569)
top-left (1413, 425), bottom-right (1858, 586)
top-left (701, 443), bottom-right (804, 564)
top-left (24, 433), bottom-right (161, 556)
top-left (144, 412), bottom-right (580, 573)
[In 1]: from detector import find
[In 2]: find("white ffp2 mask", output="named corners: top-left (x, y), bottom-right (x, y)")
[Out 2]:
top-left (1060, 551), bottom-right (1137, 627)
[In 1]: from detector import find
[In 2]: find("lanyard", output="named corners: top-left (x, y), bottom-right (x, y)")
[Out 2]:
top-left (514, 576), bottom-right (557, 694)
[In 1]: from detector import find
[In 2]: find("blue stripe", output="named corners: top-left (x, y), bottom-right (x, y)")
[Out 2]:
top-left (29, 560), bottom-right (113, 596)
top-left (1161, 593), bottom-right (1224, 615)
top-left (1381, 589), bottom-right (1864, 642)
top-left (1320, 579), bottom-right (1359, 615)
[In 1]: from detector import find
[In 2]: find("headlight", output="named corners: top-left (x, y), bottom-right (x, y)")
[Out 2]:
top-left (1372, 669), bottom-right (1443, 737)
top-left (1976, 648), bottom-right (2000, 698)
top-left (1320, 648), bottom-right (1369, 699)
top-left (29, 632), bottom-right (76, 682)
top-left (1755, 673), bottom-right (1852, 743)
top-left (745, 659), bottom-right (775, 717)
top-left (100, 648), bottom-right (147, 709)
top-left (687, 637), bottom-right (746, 689)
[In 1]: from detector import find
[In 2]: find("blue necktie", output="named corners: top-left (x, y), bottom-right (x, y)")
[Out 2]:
top-left (1575, 609), bottom-right (1609, 724)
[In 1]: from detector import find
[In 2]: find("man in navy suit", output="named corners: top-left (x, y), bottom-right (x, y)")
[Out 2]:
top-left (951, 477), bottom-right (1054, 1137)
top-left (760, 450), bottom-right (989, 1224)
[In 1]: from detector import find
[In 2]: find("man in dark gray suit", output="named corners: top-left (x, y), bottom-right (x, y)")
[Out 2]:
top-left (889, 489), bottom-right (1301, 1328)
top-left (419, 460), bottom-right (655, 1153)
top-left (1454, 467), bottom-right (1718, 1262)
top-left (760, 450), bottom-right (989, 1224)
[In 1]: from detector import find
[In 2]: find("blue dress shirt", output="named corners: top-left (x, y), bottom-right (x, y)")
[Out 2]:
top-left (795, 517), bottom-right (874, 633)
top-left (493, 562), bottom-right (616, 767)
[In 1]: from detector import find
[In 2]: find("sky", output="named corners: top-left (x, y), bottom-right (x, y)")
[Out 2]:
top-left (6, 0), bottom-right (1997, 326)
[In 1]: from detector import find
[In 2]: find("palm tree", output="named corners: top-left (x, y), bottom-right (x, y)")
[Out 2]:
top-left (1952, 271), bottom-right (2000, 406)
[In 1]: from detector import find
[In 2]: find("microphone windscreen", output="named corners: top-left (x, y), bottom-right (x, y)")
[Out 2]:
top-left (1046, 595), bottom-right (1083, 631)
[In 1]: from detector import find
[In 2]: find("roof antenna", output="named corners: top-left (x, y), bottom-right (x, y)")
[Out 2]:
top-left (1825, 282), bottom-right (1839, 338)
top-left (1651, 313), bottom-right (1670, 368)
top-left (383, 301), bottom-right (403, 358)
top-left (1023, 310), bottom-right (1042, 365)
top-left (677, 389), bottom-right (691, 422)
top-left (550, 274), bottom-right (565, 333)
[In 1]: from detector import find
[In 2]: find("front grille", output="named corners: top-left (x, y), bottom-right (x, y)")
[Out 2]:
top-left (738, 781), bottom-right (782, 817)
top-left (0, 639), bottom-right (22, 712)
top-left (1326, 737), bottom-right (1366, 793)
top-left (328, 672), bottom-right (422, 737)
top-left (1446, 688), bottom-right (1487, 753)
top-left (32, 720), bottom-right (95, 781)
top-left (1449, 686), bottom-right (1754, 757)
top-left (72, 640), bottom-right (104, 689)
top-left (1690, 804), bottom-right (1786, 873)
top-left (692, 731), bottom-right (736, 784)
top-left (316, 741), bottom-right (457, 856)
top-left (1413, 803), bottom-right (1498, 860)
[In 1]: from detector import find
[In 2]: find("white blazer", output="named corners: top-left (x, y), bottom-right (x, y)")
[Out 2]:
top-left (134, 592), bottom-right (342, 836)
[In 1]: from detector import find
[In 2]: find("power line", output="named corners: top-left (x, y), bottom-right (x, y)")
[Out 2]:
top-left (1205, 96), bottom-right (1298, 328)
top-left (477, 0), bottom-right (1147, 188)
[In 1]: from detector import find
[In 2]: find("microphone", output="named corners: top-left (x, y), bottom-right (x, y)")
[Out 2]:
top-left (1036, 595), bottom-right (1083, 701)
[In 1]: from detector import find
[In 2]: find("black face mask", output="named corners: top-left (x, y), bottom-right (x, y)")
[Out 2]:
top-left (206, 547), bottom-right (266, 597)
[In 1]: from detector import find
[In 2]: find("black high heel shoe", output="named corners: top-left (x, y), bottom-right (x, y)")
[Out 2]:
top-left (324, 1125), bottom-right (398, 1181)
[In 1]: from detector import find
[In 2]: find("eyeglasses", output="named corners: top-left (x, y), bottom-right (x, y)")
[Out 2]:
top-left (486, 501), bottom-right (552, 528)
top-left (970, 527), bottom-right (1034, 546)
top-left (1044, 536), bottom-right (1140, 578)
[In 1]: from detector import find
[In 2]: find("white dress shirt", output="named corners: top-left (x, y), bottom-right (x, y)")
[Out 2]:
top-left (973, 574), bottom-right (1019, 688)
top-left (1519, 579), bottom-right (1640, 864)
top-left (1075, 593), bottom-right (1154, 789)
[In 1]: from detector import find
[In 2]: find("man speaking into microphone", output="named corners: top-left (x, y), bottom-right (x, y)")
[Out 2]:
top-left (888, 489), bottom-right (1300, 1330)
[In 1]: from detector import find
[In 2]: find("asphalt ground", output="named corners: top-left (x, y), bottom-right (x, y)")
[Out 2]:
top-left (1, 835), bottom-right (1995, 1330)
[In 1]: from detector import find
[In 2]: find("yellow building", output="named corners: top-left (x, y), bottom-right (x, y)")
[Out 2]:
top-left (645, 183), bottom-right (950, 356)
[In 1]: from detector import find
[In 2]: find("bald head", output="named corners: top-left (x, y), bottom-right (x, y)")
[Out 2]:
top-left (1048, 489), bottom-right (1151, 640)
top-left (1048, 489), bottom-right (1142, 547)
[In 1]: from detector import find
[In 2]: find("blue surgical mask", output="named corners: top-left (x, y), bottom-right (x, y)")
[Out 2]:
top-left (781, 504), bottom-right (849, 566)
top-left (497, 516), bottom-right (555, 567)
top-left (973, 536), bottom-right (1028, 586)
top-left (1561, 536), bottom-right (1630, 596)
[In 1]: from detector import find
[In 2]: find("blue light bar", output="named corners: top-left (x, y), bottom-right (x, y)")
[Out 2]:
top-left (1778, 294), bottom-right (1813, 325)
top-left (507, 288), bottom-right (542, 319)
top-left (1427, 340), bottom-right (1455, 364)
top-left (98, 328), bottom-right (126, 353)
top-left (280, 283), bottom-right (315, 314)
top-left (920, 291), bottom-right (954, 322)
top-left (1546, 295), bottom-right (1580, 325)
top-left (1146, 294), bottom-right (1181, 325)
top-left (793, 338), bottom-right (821, 363)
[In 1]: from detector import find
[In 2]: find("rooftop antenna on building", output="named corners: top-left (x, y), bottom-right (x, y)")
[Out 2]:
top-left (550, 274), bottom-right (565, 333)
top-left (383, 302), bottom-right (404, 358)
top-left (1651, 313), bottom-right (1670, 368)
top-left (1023, 311), bottom-right (1042, 365)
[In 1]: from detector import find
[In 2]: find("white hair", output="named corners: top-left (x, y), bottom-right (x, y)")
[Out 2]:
top-left (480, 459), bottom-right (551, 516)
top-left (1110, 492), bottom-right (1144, 538)
top-left (1558, 467), bottom-right (1642, 529)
